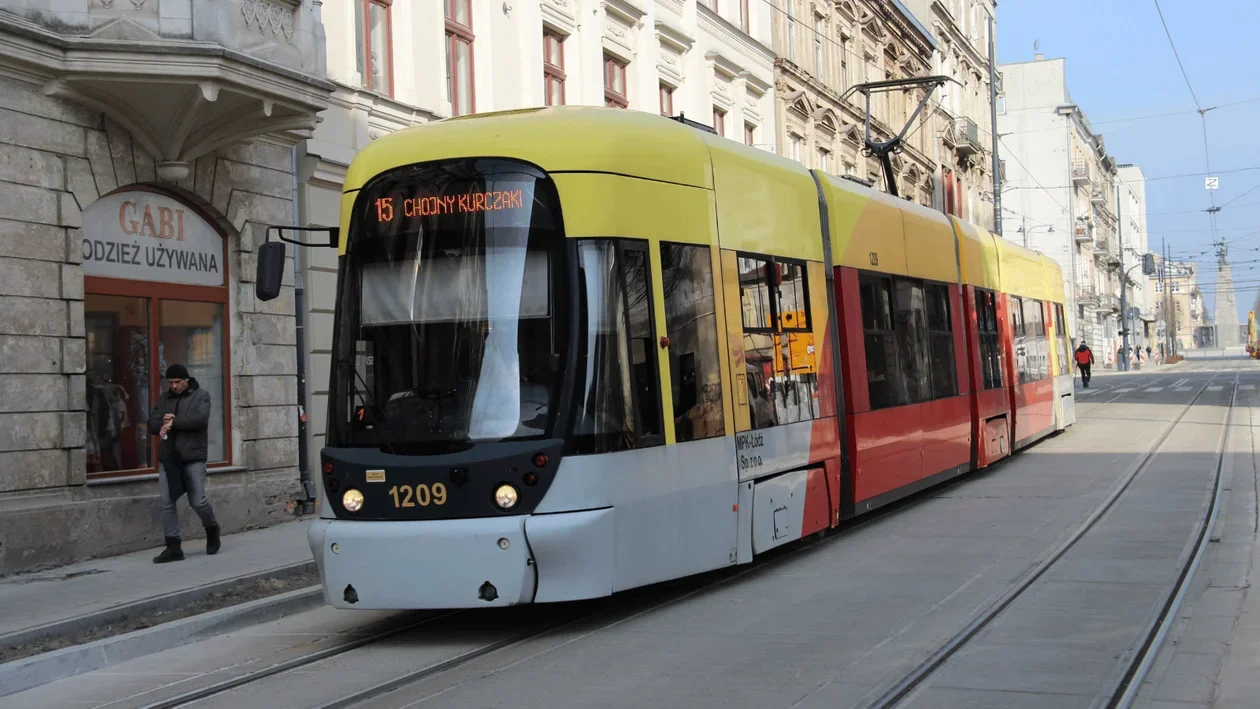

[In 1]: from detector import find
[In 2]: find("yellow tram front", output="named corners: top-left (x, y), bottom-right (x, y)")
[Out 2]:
top-left (258, 106), bottom-right (733, 609)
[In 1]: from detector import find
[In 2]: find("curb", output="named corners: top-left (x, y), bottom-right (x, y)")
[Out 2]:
top-left (0, 560), bottom-right (317, 655)
top-left (0, 584), bottom-right (325, 698)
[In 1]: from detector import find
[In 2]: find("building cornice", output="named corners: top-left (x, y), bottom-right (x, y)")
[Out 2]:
top-left (697, 5), bottom-right (773, 66)
top-left (0, 11), bottom-right (333, 182)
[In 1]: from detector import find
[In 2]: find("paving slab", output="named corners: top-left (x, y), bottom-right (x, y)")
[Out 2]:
top-left (0, 519), bottom-right (314, 644)
top-left (3, 364), bottom-right (1246, 709)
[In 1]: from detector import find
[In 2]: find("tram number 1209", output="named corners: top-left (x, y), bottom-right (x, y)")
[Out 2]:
top-left (388, 484), bottom-right (448, 508)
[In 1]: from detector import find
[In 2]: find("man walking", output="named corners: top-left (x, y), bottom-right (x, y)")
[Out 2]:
top-left (148, 364), bottom-right (220, 563)
top-left (1074, 342), bottom-right (1095, 388)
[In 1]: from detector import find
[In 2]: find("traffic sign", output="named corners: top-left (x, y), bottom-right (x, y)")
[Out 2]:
top-left (1206, 176), bottom-right (1219, 190)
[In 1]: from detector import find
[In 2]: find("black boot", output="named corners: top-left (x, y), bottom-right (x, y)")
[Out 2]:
top-left (153, 536), bottom-right (184, 563)
top-left (205, 525), bottom-right (221, 555)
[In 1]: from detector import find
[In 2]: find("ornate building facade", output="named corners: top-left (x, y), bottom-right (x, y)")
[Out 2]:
top-left (907, 0), bottom-right (996, 230)
top-left (0, 0), bottom-right (333, 573)
top-left (770, 0), bottom-right (939, 208)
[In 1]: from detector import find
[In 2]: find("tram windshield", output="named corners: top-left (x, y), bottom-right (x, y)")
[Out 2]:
top-left (330, 159), bottom-right (569, 453)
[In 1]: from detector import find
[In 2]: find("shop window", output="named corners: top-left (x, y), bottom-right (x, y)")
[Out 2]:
top-left (571, 239), bottom-right (663, 453)
top-left (604, 55), bottom-right (628, 108)
top-left (661, 243), bottom-right (725, 442)
top-left (355, 0), bottom-right (393, 95)
top-left (738, 253), bottom-right (817, 428)
top-left (445, 0), bottom-right (475, 115)
top-left (82, 188), bottom-right (232, 481)
top-left (543, 29), bottom-right (566, 106)
top-left (975, 289), bottom-right (1002, 390)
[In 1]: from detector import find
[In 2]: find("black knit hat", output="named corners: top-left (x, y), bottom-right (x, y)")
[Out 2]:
top-left (165, 364), bottom-right (190, 380)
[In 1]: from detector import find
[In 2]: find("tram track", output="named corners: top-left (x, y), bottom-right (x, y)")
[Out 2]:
top-left (130, 371), bottom-right (1229, 709)
top-left (863, 367), bottom-right (1241, 709)
top-left (138, 449), bottom-right (990, 709)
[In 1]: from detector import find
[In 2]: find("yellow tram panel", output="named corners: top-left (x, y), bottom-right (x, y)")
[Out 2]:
top-left (950, 217), bottom-right (1002, 292)
top-left (992, 231), bottom-right (1049, 301)
top-left (901, 200), bottom-right (961, 285)
top-left (704, 137), bottom-right (823, 262)
top-left (551, 173), bottom-right (713, 243)
top-left (816, 174), bottom-right (909, 277)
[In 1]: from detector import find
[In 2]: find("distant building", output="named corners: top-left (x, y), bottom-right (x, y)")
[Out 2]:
top-left (997, 54), bottom-right (1129, 366)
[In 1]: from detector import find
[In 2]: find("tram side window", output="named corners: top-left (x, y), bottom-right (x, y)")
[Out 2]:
top-left (1022, 297), bottom-right (1048, 381)
top-left (738, 253), bottom-right (819, 429)
top-left (1054, 303), bottom-right (1071, 376)
top-left (925, 284), bottom-right (958, 399)
top-left (571, 239), bottom-right (665, 454)
top-left (894, 280), bottom-right (931, 403)
top-left (661, 243), bottom-right (725, 442)
top-left (975, 290), bottom-right (1002, 390)
top-left (860, 275), bottom-right (902, 409)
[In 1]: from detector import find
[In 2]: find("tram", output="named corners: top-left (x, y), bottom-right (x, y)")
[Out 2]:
top-left (254, 106), bottom-right (1075, 610)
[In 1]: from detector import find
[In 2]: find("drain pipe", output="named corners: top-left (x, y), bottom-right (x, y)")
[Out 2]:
top-left (291, 142), bottom-right (316, 515)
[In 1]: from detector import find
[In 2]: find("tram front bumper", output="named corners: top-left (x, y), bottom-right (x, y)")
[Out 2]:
top-left (307, 517), bottom-right (536, 609)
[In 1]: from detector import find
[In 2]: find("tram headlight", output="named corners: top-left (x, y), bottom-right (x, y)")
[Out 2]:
top-left (342, 489), bottom-right (364, 512)
top-left (494, 484), bottom-right (519, 510)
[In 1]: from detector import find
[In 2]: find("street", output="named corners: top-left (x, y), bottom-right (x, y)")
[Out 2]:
top-left (5, 359), bottom-right (1258, 709)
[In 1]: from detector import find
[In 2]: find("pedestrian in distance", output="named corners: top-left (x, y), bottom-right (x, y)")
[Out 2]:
top-left (1074, 342), bottom-right (1095, 388)
top-left (147, 364), bottom-right (221, 563)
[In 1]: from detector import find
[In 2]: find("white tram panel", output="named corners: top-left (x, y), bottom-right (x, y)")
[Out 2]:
top-left (733, 420), bottom-right (816, 483)
top-left (1053, 371), bottom-right (1076, 430)
top-left (751, 469), bottom-right (809, 554)
top-left (535, 436), bottom-right (739, 594)
top-left (307, 517), bottom-right (536, 609)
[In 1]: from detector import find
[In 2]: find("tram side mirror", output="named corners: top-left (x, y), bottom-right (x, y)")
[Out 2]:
top-left (256, 241), bottom-right (286, 302)
top-left (1143, 252), bottom-right (1157, 276)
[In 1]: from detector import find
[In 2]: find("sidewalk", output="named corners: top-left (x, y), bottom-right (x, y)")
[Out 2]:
top-left (0, 518), bottom-right (316, 652)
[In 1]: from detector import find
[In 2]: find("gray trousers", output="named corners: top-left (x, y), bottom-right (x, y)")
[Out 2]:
top-left (158, 460), bottom-right (218, 539)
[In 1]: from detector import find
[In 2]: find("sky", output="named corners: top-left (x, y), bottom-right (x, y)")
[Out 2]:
top-left (995, 0), bottom-right (1260, 325)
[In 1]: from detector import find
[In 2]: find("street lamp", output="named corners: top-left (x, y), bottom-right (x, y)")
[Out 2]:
top-left (1016, 223), bottom-right (1054, 249)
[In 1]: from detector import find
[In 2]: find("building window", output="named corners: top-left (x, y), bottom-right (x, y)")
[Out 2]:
top-left (354, 0), bottom-right (393, 95)
top-left (445, 0), bottom-right (475, 116)
top-left (82, 188), bottom-right (232, 481)
top-left (604, 54), bottom-right (628, 108)
top-left (740, 0), bottom-right (750, 32)
top-left (839, 35), bottom-right (849, 91)
top-left (817, 147), bottom-right (830, 172)
top-left (789, 133), bottom-right (802, 162)
top-left (543, 30), bottom-right (565, 106)
top-left (660, 84), bottom-right (674, 116)
top-left (713, 107), bottom-right (726, 136)
top-left (814, 14), bottom-right (824, 79)
top-left (744, 122), bottom-right (756, 146)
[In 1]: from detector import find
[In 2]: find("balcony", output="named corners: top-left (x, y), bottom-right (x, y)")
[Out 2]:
top-left (1093, 234), bottom-right (1111, 254)
top-left (1091, 184), bottom-right (1108, 205)
top-left (1, 0), bottom-right (334, 181)
top-left (1072, 161), bottom-right (1092, 185)
top-left (1074, 223), bottom-right (1092, 243)
top-left (955, 117), bottom-right (982, 157)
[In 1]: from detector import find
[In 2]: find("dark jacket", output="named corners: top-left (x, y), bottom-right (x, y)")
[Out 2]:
top-left (147, 377), bottom-right (211, 463)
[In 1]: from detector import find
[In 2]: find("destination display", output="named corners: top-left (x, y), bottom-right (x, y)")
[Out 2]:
top-left (372, 189), bottom-right (527, 223)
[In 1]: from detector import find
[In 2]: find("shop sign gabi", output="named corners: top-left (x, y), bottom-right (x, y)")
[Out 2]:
top-left (82, 190), bottom-right (225, 287)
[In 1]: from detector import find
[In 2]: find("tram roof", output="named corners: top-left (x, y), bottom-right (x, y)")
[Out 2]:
top-left (342, 106), bottom-right (716, 194)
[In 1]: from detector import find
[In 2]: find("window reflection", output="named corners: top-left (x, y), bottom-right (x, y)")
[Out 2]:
top-left (739, 253), bottom-right (818, 428)
top-left (85, 295), bottom-right (150, 474)
top-left (661, 243), bottom-right (725, 442)
top-left (159, 301), bottom-right (226, 463)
